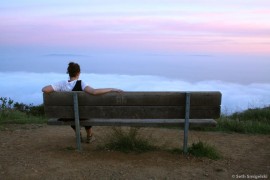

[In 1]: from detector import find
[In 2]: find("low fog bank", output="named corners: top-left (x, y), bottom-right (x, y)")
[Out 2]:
top-left (0, 72), bottom-right (269, 114)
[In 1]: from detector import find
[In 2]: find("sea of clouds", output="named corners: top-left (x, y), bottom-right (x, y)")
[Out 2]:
top-left (0, 72), bottom-right (269, 114)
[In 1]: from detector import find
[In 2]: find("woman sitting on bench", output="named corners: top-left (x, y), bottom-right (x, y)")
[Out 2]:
top-left (42, 62), bottom-right (123, 143)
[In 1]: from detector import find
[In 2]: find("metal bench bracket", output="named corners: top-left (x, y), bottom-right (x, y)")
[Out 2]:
top-left (73, 93), bottom-right (81, 151)
top-left (183, 92), bottom-right (190, 154)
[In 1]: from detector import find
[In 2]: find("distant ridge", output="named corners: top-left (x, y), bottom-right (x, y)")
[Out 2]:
top-left (43, 54), bottom-right (87, 57)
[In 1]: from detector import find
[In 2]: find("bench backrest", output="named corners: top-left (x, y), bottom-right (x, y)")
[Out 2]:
top-left (43, 91), bottom-right (221, 119)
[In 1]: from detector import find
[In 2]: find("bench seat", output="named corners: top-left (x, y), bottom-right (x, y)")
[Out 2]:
top-left (47, 118), bottom-right (217, 127)
top-left (44, 91), bottom-right (221, 152)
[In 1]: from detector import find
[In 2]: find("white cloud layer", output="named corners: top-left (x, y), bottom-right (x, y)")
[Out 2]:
top-left (0, 72), bottom-right (269, 114)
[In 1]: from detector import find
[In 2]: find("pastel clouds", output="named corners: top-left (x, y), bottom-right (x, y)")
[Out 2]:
top-left (1, 1), bottom-right (270, 54)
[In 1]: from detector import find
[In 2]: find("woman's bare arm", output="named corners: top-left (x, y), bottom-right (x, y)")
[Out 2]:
top-left (84, 86), bottom-right (123, 95)
top-left (42, 85), bottom-right (54, 93)
top-left (42, 84), bottom-right (122, 95)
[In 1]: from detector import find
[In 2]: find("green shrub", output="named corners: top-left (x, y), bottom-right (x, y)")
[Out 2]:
top-left (214, 117), bottom-right (270, 134)
top-left (188, 141), bottom-right (222, 160)
top-left (192, 106), bottom-right (270, 134)
top-left (14, 102), bottom-right (44, 117)
top-left (230, 106), bottom-right (270, 122)
top-left (0, 97), bottom-right (14, 118)
top-left (0, 97), bottom-right (46, 125)
top-left (99, 127), bottom-right (158, 153)
top-left (0, 110), bottom-right (46, 124)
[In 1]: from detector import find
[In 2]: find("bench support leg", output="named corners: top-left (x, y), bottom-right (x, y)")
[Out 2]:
top-left (73, 93), bottom-right (81, 151)
top-left (183, 92), bottom-right (190, 154)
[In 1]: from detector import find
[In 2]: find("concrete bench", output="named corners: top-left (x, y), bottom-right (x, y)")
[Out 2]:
top-left (43, 91), bottom-right (221, 153)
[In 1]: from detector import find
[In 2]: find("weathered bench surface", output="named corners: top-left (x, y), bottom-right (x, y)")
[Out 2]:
top-left (44, 91), bottom-right (221, 127)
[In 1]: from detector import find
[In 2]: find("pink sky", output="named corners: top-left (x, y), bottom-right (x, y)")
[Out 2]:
top-left (1, 0), bottom-right (270, 55)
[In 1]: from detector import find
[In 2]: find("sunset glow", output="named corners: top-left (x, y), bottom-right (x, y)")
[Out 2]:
top-left (1, 0), bottom-right (270, 54)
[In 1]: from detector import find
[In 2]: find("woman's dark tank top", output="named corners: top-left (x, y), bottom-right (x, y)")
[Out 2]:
top-left (72, 80), bottom-right (82, 91)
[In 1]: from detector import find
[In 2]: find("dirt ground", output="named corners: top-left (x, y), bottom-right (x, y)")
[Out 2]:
top-left (0, 124), bottom-right (269, 180)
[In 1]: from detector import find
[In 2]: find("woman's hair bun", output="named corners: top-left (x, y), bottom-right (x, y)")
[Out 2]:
top-left (69, 62), bottom-right (75, 66)
top-left (67, 62), bottom-right (80, 77)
